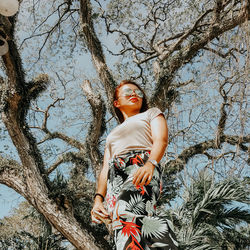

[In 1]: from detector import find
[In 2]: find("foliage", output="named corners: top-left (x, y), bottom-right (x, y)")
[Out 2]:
top-left (169, 171), bottom-right (250, 249)
top-left (0, 202), bottom-right (67, 249)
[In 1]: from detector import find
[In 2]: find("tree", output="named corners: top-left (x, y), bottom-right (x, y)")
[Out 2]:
top-left (0, 0), bottom-right (249, 249)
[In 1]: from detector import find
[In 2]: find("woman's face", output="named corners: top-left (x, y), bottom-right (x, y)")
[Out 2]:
top-left (114, 83), bottom-right (143, 111)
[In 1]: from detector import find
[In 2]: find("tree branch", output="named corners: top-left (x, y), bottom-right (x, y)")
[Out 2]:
top-left (81, 80), bottom-right (106, 177)
top-left (203, 47), bottom-right (242, 60)
top-left (215, 78), bottom-right (232, 147)
top-left (19, 1), bottom-right (77, 61)
top-left (0, 156), bottom-right (27, 195)
top-left (157, 8), bottom-right (214, 61)
top-left (0, 154), bottom-right (105, 249)
top-left (38, 132), bottom-right (85, 150)
top-left (150, 1), bottom-right (249, 110)
top-left (79, 0), bottom-right (116, 109)
top-left (46, 151), bottom-right (87, 175)
top-left (165, 134), bottom-right (250, 176)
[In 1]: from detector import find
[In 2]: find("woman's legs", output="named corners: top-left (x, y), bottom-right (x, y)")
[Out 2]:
top-left (107, 151), bottom-right (178, 250)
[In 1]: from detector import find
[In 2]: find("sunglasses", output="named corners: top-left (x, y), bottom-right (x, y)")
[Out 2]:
top-left (119, 88), bottom-right (144, 98)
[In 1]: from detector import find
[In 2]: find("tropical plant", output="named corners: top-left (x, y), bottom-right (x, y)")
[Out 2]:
top-left (169, 172), bottom-right (250, 249)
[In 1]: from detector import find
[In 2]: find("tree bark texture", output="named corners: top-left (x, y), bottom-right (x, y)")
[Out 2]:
top-left (0, 15), bottom-right (105, 250)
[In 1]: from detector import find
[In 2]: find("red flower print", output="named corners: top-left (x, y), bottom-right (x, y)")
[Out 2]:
top-left (121, 218), bottom-right (143, 250)
top-left (106, 194), bottom-right (117, 209)
top-left (130, 155), bottom-right (144, 165)
top-left (140, 186), bottom-right (145, 195)
top-left (135, 185), bottom-right (145, 195)
top-left (121, 220), bottom-right (141, 238)
top-left (111, 196), bottom-right (117, 207)
top-left (126, 237), bottom-right (143, 250)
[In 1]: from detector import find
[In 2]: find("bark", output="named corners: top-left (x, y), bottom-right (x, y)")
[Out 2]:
top-left (0, 16), bottom-right (107, 250)
top-left (79, 0), bottom-right (116, 109)
top-left (81, 80), bottom-right (106, 178)
top-left (1, 112), bottom-right (104, 249)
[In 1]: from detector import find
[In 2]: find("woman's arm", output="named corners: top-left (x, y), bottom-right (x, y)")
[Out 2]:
top-left (133, 114), bottom-right (168, 186)
top-left (95, 147), bottom-right (110, 198)
top-left (91, 147), bottom-right (110, 223)
top-left (148, 113), bottom-right (168, 163)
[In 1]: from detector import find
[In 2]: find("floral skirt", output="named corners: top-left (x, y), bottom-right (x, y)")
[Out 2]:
top-left (106, 150), bottom-right (178, 250)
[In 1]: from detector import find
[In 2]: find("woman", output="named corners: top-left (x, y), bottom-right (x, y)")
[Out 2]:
top-left (91, 80), bottom-right (178, 249)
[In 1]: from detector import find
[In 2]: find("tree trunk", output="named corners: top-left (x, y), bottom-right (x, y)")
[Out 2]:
top-left (1, 110), bottom-right (103, 249)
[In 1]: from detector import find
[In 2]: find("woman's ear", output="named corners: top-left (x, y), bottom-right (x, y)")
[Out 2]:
top-left (114, 100), bottom-right (120, 108)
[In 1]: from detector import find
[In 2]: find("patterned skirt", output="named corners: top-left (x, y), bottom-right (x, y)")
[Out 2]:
top-left (106, 150), bottom-right (179, 250)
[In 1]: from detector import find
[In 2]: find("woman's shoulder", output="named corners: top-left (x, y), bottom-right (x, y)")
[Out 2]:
top-left (146, 107), bottom-right (162, 113)
top-left (106, 120), bottom-right (125, 139)
top-left (145, 107), bottom-right (163, 121)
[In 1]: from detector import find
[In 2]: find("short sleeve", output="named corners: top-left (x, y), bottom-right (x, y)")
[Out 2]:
top-left (147, 107), bottom-right (163, 122)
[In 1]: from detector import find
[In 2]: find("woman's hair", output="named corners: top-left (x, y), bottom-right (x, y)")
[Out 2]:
top-left (113, 80), bottom-right (149, 123)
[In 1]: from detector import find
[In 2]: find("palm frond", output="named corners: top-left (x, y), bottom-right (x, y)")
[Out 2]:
top-left (169, 170), bottom-right (250, 249)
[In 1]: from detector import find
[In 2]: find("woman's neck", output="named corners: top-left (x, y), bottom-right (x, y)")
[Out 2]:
top-left (121, 109), bottom-right (140, 120)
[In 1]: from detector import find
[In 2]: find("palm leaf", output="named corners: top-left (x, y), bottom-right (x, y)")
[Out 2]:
top-left (127, 193), bottom-right (145, 215)
top-left (140, 216), bottom-right (168, 239)
top-left (169, 170), bottom-right (250, 249)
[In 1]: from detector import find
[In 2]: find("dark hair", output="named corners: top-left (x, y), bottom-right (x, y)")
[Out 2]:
top-left (113, 80), bottom-right (149, 123)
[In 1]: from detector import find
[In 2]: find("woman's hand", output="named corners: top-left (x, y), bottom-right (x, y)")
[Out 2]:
top-left (133, 161), bottom-right (155, 187)
top-left (91, 200), bottom-right (109, 224)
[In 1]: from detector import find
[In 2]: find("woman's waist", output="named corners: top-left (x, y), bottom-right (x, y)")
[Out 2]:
top-left (110, 145), bottom-right (152, 159)
top-left (109, 150), bottom-right (151, 168)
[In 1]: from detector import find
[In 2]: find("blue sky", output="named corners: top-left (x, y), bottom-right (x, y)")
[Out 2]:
top-left (0, 185), bottom-right (24, 218)
top-left (0, 0), bottom-right (249, 222)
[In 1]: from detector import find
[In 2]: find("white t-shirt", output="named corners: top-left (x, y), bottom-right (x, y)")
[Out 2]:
top-left (105, 107), bottom-right (163, 158)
